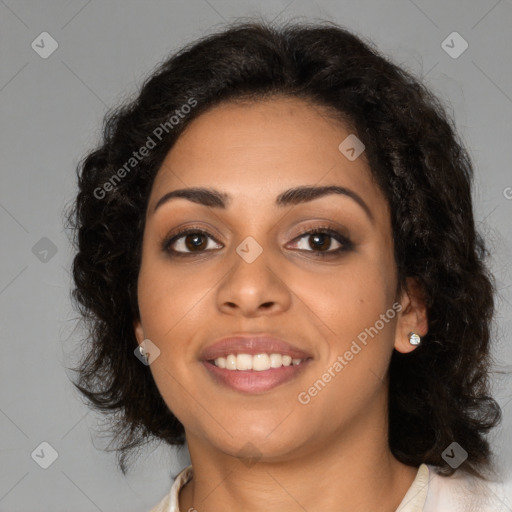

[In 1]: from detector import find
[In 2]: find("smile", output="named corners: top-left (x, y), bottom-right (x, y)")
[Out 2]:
top-left (211, 353), bottom-right (306, 371)
top-left (202, 355), bottom-right (312, 394)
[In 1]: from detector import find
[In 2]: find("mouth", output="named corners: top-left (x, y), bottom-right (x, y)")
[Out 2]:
top-left (202, 357), bottom-right (313, 394)
top-left (200, 334), bottom-right (313, 393)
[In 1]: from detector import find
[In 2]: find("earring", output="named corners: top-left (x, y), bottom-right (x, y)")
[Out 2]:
top-left (139, 343), bottom-right (149, 363)
top-left (408, 332), bottom-right (421, 346)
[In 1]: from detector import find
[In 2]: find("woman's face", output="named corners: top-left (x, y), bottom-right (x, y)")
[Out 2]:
top-left (134, 96), bottom-right (423, 462)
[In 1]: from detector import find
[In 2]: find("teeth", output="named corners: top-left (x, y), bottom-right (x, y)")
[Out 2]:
top-left (236, 354), bottom-right (252, 370)
top-left (213, 353), bottom-right (305, 371)
top-left (252, 353), bottom-right (269, 371)
top-left (270, 353), bottom-right (282, 368)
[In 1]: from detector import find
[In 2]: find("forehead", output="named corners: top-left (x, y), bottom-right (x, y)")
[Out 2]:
top-left (148, 96), bottom-right (385, 213)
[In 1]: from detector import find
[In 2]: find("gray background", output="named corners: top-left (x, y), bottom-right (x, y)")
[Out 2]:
top-left (1, 1), bottom-right (511, 511)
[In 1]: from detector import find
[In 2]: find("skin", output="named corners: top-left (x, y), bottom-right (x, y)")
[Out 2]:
top-left (134, 96), bottom-right (428, 512)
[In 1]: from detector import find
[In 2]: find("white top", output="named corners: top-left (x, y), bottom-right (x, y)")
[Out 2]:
top-left (149, 463), bottom-right (512, 512)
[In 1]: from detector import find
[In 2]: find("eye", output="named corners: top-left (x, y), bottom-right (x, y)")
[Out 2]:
top-left (162, 225), bottom-right (353, 258)
top-left (288, 226), bottom-right (353, 256)
top-left (163, 228), bottom-right (223, 256)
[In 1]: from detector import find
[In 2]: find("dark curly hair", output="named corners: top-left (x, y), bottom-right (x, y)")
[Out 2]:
top-left (66, 19), bottom-right (502, 477)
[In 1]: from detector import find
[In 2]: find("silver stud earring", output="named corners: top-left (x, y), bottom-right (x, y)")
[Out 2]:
top-left (408, 332), bottom-right (421, 346)
top-left (139, 343), bottom-right (149, 363)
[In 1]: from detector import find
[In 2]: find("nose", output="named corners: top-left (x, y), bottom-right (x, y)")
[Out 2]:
top-left (215, 245), bottom-right (292, 317)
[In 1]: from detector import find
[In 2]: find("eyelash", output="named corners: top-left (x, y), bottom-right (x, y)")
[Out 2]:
top-left (162, 224), bottom-right (353, 259)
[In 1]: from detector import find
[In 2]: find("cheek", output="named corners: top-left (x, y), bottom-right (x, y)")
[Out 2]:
top-left (136, 264), bottom-right (202, 421)
top-left (295, 273), bottom-right (396, 422)
top-left (137, 263), bottom-right (204, 357)
top-left (135, 253), bottom-right (218, 405)
top-left (298, 254), bottom-right (397, 399)
top-left (299, 257), bottom-right (395, 339)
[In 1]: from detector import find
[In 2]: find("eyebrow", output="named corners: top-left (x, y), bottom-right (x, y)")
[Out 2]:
top-left (153, 185), bottom-right (373, 222)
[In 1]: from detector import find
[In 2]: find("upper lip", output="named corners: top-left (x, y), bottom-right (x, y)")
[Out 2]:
top-left (200, 334), bottom-right (313, 361)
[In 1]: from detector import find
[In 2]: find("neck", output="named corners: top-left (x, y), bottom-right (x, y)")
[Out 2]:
top-left (179, 393), bottom-right (418, 512)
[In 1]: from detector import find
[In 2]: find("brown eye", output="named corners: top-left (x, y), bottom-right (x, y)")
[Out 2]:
top-left (288, 227), bottom-right (353, 257)
top-left (163, 229), bottom-right (223, 255)
top-left (305, 233), bottom-right (337, 252)
top-left (183, 233), bottom-right (208, 251)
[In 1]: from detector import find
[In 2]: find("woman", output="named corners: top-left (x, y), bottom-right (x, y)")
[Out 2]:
top-left (67, 20), bottom-right (510, 511)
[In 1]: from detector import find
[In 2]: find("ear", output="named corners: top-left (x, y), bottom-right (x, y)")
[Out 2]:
top-left (133, 318), bottom-right (145, 346)
top-left (394, 277), bottom-right (428, 354)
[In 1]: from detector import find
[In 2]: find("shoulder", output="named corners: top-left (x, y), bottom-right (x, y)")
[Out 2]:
top-left (423, 464), bottom-right (512, 512)
top-left (147, 465), bottom-right (193, 512)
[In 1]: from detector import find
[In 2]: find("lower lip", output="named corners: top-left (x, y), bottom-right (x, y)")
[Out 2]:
top-left (201, 359), bottom-right (312, 394)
